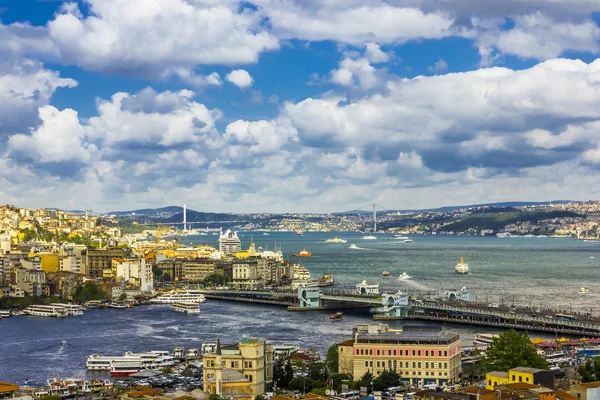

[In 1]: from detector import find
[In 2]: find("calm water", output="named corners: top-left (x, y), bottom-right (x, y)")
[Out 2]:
top-left (1, 234), bottom-right (598, 382)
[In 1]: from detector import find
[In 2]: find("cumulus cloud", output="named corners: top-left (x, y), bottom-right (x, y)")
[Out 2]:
top-left (225, 69), bottom-right (254, 89)
top-left (40, 0), bottom-right (279, 76)
top-left (429, 59), bottom-right (448, 72)
top-left (7, 105), bottom-right (93, 170)
top-left (0, 58), bottom-right (77, 135)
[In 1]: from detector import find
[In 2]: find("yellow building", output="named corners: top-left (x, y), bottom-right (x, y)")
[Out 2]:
top-left (486, 368), bottom-right (555, 390)
top-left (339, 324), bottom-right (462, 385)
top-left (30, 252), bottom-right (59, 273)
top-left (485, 371), bottom-right (509, 390)
top-left (203, 336), bottom-right (273, 399)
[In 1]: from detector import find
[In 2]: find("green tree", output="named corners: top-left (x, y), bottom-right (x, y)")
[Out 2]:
top-left (284, 360), bottom-right (294, 387)
top-left (309, 361), bottom-right (327, 382)
top-left (289, 377), bottom-right (315, 393)
top-left (358, 371), bottom-right (374, 393)
top-left (118, 292), bottom-right (127, 301)
top-left (577, 358), bottom-right (600, 382)
top-left (372, 370), bottom-right (401, 391)
top-left (73, 282), bottom-right (107, 303)
top-left (483, 329), bottom-right (549, 371)
top-left (325, 344), bottom-right (339, 374)
top-left (96, 217), bottom-right (102, 226)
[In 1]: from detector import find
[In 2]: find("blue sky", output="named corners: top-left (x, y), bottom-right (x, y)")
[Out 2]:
top-left (2, 0), bottom-right (600, 213)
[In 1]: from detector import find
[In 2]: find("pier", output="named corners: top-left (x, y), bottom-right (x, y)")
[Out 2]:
top-left (198, 287), bottom-right (600, 336)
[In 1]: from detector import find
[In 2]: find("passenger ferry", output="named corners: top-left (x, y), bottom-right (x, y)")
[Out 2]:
top-left (325, 236), bottom-right (347, 243)
top-left (455, 256), bottom-right (469, 274)
top-left (107, 302), bottom-right (128, 309)
top-left (186, 348), bottom-right (200, 359)
top-left (110, 360), bottom-right (146, 376)
top-left (173, 302), bottom-right (200, 314)
top-left (86, 354), bottom-right (141, 371)
top-left (474, 333), bottom-right (498, 344)
top-left (150, 290), bottom-right (206, 304)
top-left (23, 305), bottom-right (69, 318)
top-left (362, 235), bottom-right (377, 240)
top-left (51, 303), bottom-right (85, 316)
top-left (318, 274), bottom-right (335, 287)
top-left (356, 280), bottom-right (380, 295)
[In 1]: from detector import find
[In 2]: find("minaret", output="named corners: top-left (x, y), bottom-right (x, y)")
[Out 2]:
top-left (215, 334), bottom-right (223, 396)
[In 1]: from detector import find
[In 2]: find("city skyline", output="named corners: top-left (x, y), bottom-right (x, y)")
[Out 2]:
top-left (3, 1), bottom-right (600, 213)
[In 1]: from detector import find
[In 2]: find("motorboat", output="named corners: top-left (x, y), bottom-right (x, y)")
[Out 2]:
top-left (382, 271), bottom-right (390, 277)
top-left (173, 302), bottom-right (201, 314)
top-left (403, 239), bottom-right (413, 243)
top-left (349, 244), bottom-right (358, 249)
top-left (580, 287), bottom-right (590, 294)
top-left (292, 248), bottom-right (313, 257)
top-left (107, 302), bottom-right (128, 309)
top-left (455, 256), bottom-right (469, 274)
top-left (395, 236), bottom-right (409, 240)
top-left (399, 272), bottom-right (409, 279)
top-left (329, 312), bottom-right (343, 321)
top-left (362, 235), bottom-right (377, 240)
top-left (61, 340), bottom-right (67, 346)
top-left (325, 236), bottom-right (347, 243)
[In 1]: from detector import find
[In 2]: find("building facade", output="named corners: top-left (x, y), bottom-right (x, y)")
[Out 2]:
top-left (86, 248), bottom-right (126, 279)
top-left (203, 336), bottom-right (273, 399)
top-left (339, 324), bottom-right (462, 385)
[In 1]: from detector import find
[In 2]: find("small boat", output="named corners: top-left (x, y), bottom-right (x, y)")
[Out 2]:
top-left (295, 230), bottom-right (303, 236)
top-left (292, 248), bottom-right (313, 257)
top-left (403, 239), bottom-right (413, 243)
top-left (395, 236), bottom-right (409, 240)
top-left (263, 232), bottom-right (269, 235)
top-left (329, 312), bottom-right (343, 321)
top-left (455, 256), bottom-right (469, 274)
top-left (580, 287), bottom-right (589, 294)
top-left (382, 271), bottom-right (390, 277)
top-left (399, 272), bottom-right (409, 279)
top-left (362, 235), bottom-right (377, 240)
top-left (591, 256), bottom-right (595, 259)
top-left (61, 340), bottom-right (67, 346)
top-left (349, 244), bottom-right (358, 249)
top-left (107, 303), bottom-right (128, 309)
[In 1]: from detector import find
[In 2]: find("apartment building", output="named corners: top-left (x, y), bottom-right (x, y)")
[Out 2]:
top-left (86, 248), bottom-right (126, 279)
top-left (339, 324), bottom-right (462, 385)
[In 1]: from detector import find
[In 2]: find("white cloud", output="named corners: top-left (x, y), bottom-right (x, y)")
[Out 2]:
top-left (429, 59), bottom-right (448, 72)
top-left (225, 69), bottom-right (254, 89)
top-left (44, 0), bottom-right (279, 76)
top-left (224, 119), bottom-right (298, 154)
top-left (163, 68), bottom-right (223, 89)
top-left (8, 105), bottom-right (92, 164)
top-left (0, 58), bottom-right (77, 135)
top-left (364, 42), bottom-right (391, 63)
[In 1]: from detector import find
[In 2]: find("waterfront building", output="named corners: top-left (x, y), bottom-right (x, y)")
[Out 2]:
top-left (219, 229), bottom-right (241, 254)
top-left (203, 336), bottom-right (273, 399)
top-left (157, 259), bottom-right (184, 281)
top-left (86, 248), bottom-right (126, 279)
top-left (338, 324), bottom-right (461, 385)
top-left (231, 259), bottom-right (265, 290)
top-left (182, 258), bottom-right (219, 282)
top-left (59, 254), bottom-right (84, 275)
top-left (10, 266), bottom-right (46, 295)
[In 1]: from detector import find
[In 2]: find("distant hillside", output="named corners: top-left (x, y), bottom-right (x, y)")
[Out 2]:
top-left (108, 206), bottom-right (185, 217)
top-left (157, 210), bottom-right (244, 223)
top-left (416, 200), bottom-right (574, 213)
top-left (439, 210), bottom-right (580, 232)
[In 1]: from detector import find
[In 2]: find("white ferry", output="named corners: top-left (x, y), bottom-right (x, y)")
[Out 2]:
top-left (23, 305), bottom-right (69, 318)
top-left (0, 310), bottom-right (10, 318)
top-left (86, 354), bottom-right (141, 371)
top-left (474, 333), bottom-right (498, 344)
top-left (325, 236), bottom-right (347, 243)
top-left (271, 343), bottom-right (301, 358)
top-left (455, 256), bottom-right (469, 274)
top-left (51, 303), bottom-right (85, 316)
top-left (186, 348), bottom-right (200, 359)
top-left (356, 280), bottom-right (380, 295)
top-left (173, 302), bottom-right (200, 314)
top-left (362, 235), bottom-right (377, 240)
top-left (150, 291), bottom-right (206, 304)
top-left (110, 360), bottom-right (146, 376)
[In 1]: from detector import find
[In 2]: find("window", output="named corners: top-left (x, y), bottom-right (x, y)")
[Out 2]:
top-left (412, 350), bottom-right (416, 356)
top-left (388, 361), bottom-right (392, 369)
top-left (425, 362), bottom-right (429, 369)
top-left (405, 350), bottom-right (409, 356)
top-left (418, 350), bottom-right (421, 356)
top-left (413, 362), bottom-right (416, 368)
top-left (519, 376), bottom-right (522, 382)
top-left (370, 361), bottom-right (373, 367)
top-left (444, 351), bottom-right (448, 357)
top-left (377, 361), bottom-right (380, 368)
top-left (438, 351), bottom-right (442, 357)
top-left (418, 362), bottom-right (421, 368)
top-left (388, 350), bottom-right (392, 356)
top-left (526, 377), bottom-right (529, 382)
top-left (425, 350), bottom-right (429, 356)
top-left (444, 363), bottom-right (448, 369)
top-left (393, 350), bottom-right (397, 356)
top-left (370, 349), bottom-right (373, 355)
top-left (365, 361), bottom-right (369, 367)
top-left (393, 360), bottom-right (397, 370)
top-left (377, 349), bottom-right (380, 356)
top-left (488, 380), bottom-right (491, 386)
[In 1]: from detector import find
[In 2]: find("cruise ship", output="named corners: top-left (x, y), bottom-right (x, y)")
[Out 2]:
top-left (23, 305), bottom-right (69, 318)
top-left (150, 290), bottom-right (206, 304)
top-left (455, 256), bottom-right (469, 274)
top-left (173, 302), bottom-right (200, 314)
top-left (325, 236), bottom-right (347, 243)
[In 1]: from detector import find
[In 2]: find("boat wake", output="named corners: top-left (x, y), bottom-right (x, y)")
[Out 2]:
top-left (349, 246), bottom-right (370, 250)
top-left (401, 279), bottom-right (431, 291)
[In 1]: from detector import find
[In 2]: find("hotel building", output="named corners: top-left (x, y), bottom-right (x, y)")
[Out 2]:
top-left (339, 324), bottom-right (462, 385)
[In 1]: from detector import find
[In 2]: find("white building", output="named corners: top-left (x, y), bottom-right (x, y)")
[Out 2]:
top-left (59, 255), bottom-right (82, 274)
top-left (218, 228), bottom-right (241, 254)
top-left (0, 234), bottom-right (11, 255)
top-left (113, 258), bottom-right (154, 292)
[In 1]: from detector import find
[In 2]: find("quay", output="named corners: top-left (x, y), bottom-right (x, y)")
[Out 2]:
top-left (198, 287), bottom-right (600, 336)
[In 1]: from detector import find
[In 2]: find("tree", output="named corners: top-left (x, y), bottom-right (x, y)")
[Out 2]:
top-left (358, 371), bottom-right (374, 393)
top-left (325, 344), bottom-right (339, 374)
top-left (118, 292), bottom-right (127, 301)
top-left (372, 370), bottom-right (401, 391)
top-left (483, 329), bottom-right (549, 371)
top-left (284, 360), bottom-right (294, 387)
top-left (73, 282), bottom-right (107, 303)
top-left (309, 361), bottom-right (327, 382)
top-left (289, 377), bottom-right (316, 393)
top-left (578, 358), bottom-right (600, 382)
